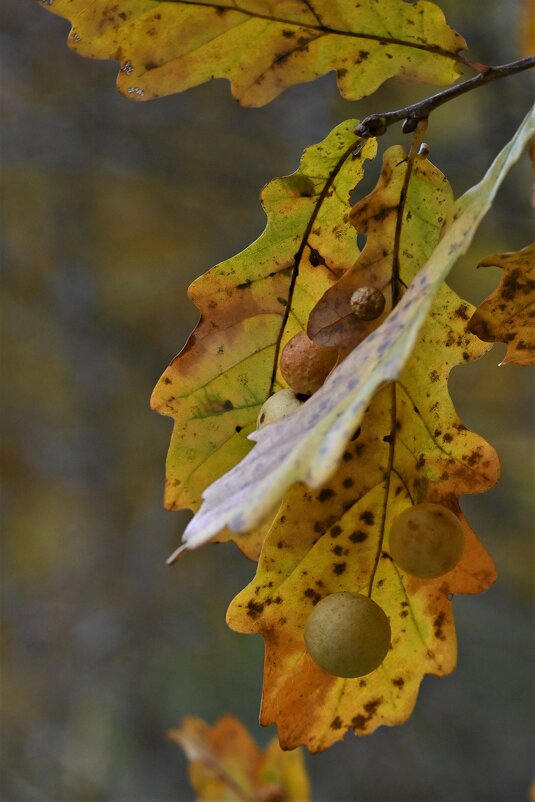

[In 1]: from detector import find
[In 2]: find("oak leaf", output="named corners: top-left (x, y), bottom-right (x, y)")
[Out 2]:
top-left (169, 715), bottom-right (310, 801)
top-left (181, 104), bottom-right (535, 550)
top-left (468, 243), bottom-right (535, 365)
top-left (150, 122), bottom-right (375, 556)
top-left (39, 0), bottom-right (466, 106)
top-left (225, 147), bottom-right (499, 751)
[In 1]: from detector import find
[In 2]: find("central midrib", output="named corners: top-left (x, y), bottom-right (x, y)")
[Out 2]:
top-left (163, 0), bottom-right (463, 62)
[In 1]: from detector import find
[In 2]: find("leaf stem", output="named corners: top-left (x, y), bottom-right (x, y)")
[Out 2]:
top-left (267, 139), bottom-right (367, 395)
top-left (354, 55), bottom-right (535, 138)
top-left (367, 126), bottom-right (423, 597)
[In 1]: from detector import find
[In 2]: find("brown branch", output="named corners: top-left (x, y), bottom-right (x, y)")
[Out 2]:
top-left (354, 55), bottom-right (535, 138)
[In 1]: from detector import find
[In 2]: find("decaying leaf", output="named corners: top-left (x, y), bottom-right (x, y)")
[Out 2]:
top-left (468, 243), bottom-right (535, 365)
top-left (169, 715), bottom-right (310, 801)
top-left (181, 104), bottom-right (534, 551)
top-left (306, 139), bottom-right (452, 350)
top-left (150, 121), bottom-right (375, 557)
top-left (226, 148), bottom-right (499, 751)
top-left (39, 0), bottom-right (466, 106)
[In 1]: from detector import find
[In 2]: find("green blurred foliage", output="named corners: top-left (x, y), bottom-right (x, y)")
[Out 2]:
top-left (1, 1), bottom-right (533, 800)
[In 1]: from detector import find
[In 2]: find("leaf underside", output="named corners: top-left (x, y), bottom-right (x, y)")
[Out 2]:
top-left (40, 0), bottom-right (466, 105)
top-left (226, 148), bottom-right (499, 751)
top-left (469, 242), bottom-right (535, 365)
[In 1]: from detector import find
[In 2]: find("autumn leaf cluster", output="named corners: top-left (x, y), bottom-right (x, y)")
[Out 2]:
top-left (41, 0), bottom-right (534, 761)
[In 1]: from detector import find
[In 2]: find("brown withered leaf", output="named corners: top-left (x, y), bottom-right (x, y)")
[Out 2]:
top-left (468, 243), bottom-right (535, 365)
top-left (307, 143), bottom-right (452, 349)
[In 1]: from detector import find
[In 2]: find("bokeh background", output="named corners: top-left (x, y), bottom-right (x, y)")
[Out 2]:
top-left (1, 2), bottom-right (533, 800)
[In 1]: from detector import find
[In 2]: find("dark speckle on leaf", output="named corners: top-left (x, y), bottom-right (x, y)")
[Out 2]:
top-left (304, 588), bottom-right (321, 605)
top-left (318, 488), bottom-right (336, 502)
top-left (246, 600), bottom-right (264, 619)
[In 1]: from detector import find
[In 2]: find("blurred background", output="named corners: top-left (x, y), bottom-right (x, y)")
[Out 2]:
top-left (1, 1), bottom-right (533, 800)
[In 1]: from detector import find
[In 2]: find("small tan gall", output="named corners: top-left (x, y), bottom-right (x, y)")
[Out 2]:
top-left (350, 286), bottom-right (386, 321)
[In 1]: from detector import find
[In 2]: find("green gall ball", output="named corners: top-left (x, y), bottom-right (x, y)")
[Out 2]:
top-left (304, 592), bottom-right (391, 678)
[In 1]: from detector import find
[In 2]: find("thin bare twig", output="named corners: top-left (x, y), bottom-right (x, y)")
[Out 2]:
top-left (354, 55), bottom-right (535, 138)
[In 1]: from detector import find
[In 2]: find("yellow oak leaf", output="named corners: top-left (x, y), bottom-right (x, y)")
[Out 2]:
top-left (150, 122), bottom-right (375, 556)
top-left (39, 0), bottom-right (466, 105)
top-left (169, 715), bottom-right (310, 801)
top-left (226, 147), bottom-right (499, 751)
top-left (468, 243), bottom-right (535, 366)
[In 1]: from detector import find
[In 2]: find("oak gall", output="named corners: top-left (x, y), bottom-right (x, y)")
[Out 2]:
top-left (389, 503), bottom-right (465, 579)
top-left (280, 332), bottom-right (337, 395)
top-left (350, 286), bottom-right (386, 321)
top-left (304, 592), bottom-right (391, 678)
top-left (256, 388), bottom-right (303, 429)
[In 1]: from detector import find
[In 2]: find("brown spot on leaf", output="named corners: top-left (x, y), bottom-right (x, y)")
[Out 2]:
top-left (247, 600), bottom-right (264, 619)
top-left (304, 588), bottom-right (321, 605)
top-left (434, 611), bottom-right (446, 640)
top-left (318, 488), bottom-right (336, 502)
top-left (455, 303), bottom-right (470, 320)
top-left (330, 525), bottom-right (342, 538)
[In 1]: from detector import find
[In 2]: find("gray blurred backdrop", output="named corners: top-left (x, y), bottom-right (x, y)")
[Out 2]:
top-left (1, 1), bottom-right (534, 800)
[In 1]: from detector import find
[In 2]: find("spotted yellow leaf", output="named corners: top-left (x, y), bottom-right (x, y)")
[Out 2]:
top-left (468, 242), bottom-right (535, 365)
top-left (39, 0), bottom-right (466, 105)
top-left (226, 146), bottom-right (499, 752)
top-left (150, 122), bottom-right (375, 556)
